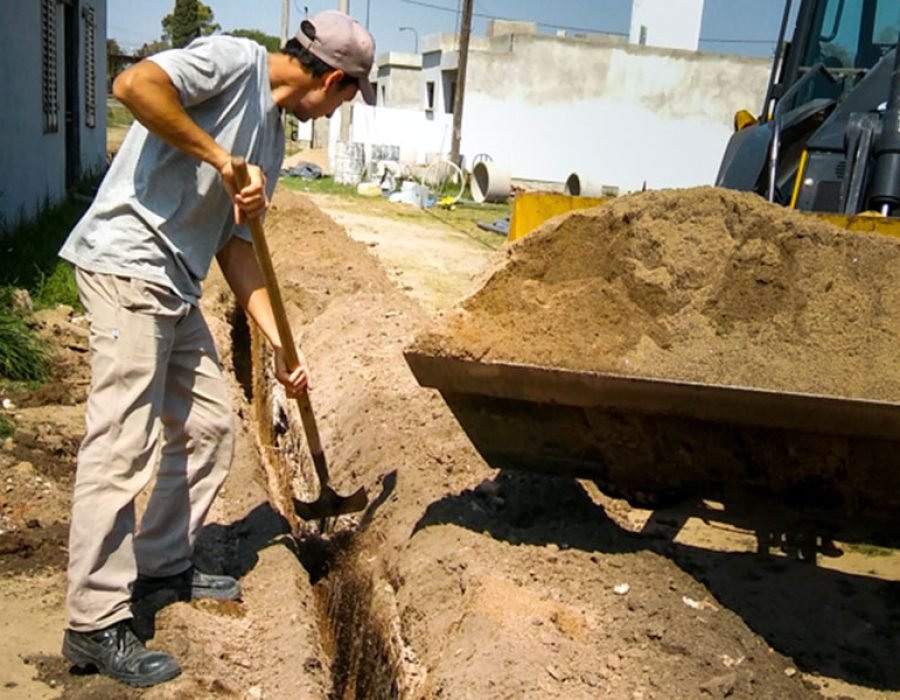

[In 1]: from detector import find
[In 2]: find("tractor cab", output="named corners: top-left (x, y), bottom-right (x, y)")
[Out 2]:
top-left (717, 0), bottom-right (900, 215)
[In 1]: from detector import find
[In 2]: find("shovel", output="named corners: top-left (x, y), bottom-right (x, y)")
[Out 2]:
top-left (232, 157), bottom-right (368, 520)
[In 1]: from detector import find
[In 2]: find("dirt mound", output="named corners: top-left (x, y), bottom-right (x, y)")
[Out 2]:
top-left (5, 187), bottom-right (895, 699)
top-left (415, 187), bottom-right (900, 401)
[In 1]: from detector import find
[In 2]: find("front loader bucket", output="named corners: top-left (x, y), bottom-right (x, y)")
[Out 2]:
top-left (405, 351), bottom-right (900, 519)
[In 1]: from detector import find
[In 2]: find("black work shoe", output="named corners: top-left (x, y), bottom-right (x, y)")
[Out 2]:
top-left (133, 565), bottom-right (241, 602)
top-left (62, 621), bottom-right (181, 687)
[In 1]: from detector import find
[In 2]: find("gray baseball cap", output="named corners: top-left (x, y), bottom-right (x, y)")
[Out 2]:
top-left (296, 10), bottom-right (376, 105)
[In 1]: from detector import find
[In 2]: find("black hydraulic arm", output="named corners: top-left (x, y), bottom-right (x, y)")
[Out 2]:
top-left (868, 40), bottom-right (900, 215)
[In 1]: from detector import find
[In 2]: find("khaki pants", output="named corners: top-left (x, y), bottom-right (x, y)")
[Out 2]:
top-left (66, 269), bottom-right (234, 632)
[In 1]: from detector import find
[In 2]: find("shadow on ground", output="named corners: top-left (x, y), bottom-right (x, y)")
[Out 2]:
top-left (414, 470), bottom-right (900, 693)
top-left (40, 500), bottom-right (338, 698)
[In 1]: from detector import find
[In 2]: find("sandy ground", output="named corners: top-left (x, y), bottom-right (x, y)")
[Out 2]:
top-left (309, 193), bottom-right (492, 312)
top-left (1, 185), bottom-right (898, 699)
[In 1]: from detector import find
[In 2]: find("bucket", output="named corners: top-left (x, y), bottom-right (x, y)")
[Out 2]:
top-left (357, 182), bottom-right (382, 197)
top-left (564, 172), bottom-right (604, 198)
top-left (471, 162), bottom-right (511, 203)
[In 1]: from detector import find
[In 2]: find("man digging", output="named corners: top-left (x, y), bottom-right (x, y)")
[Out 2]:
top-left (58, 11), bottom-right (374, 687)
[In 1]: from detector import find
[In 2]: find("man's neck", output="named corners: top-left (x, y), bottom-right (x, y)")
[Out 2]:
top-left (268, 53), bottom-right (312, 108)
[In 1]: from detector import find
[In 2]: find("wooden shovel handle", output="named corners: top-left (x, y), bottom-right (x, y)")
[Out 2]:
top-left (231, 158), bottom-right (328, 471)
top-left (231, 158), bottom-right (299, 370)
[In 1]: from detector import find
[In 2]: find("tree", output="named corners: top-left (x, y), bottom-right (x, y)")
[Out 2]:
top-left (165, 0), bottom-right (198, 47)
top-left (106, 38), bottom-right (130, 86)
top-left (162, 0), bottom-right (220, 48)
top-left (227, 29), bottom-right (281, 52)
top-left (136, 40), bottom-right (171, 58)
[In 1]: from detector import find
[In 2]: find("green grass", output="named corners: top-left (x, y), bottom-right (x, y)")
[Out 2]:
top-left (0, 189), bottom-right (93, 382)
top-left (0, 308), bottom-right (49, 382)
top-left (0, 413), bottom-right (13, 440)
top-left (280, 175), bottom-right (361, 198)
top-left (0, 196), bottom-right (87, 307)
top-left (107, 101), bottom-right (135, 129)
top-left (280, 175), bottom-right (511, 250)
top-left (34, 261), bottom-right (80, 309)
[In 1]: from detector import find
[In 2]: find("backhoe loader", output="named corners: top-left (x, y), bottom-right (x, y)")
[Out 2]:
top-left (404, 0), bottom-right (900, 537)
top-left (718, 0), bottom-right (900, 219)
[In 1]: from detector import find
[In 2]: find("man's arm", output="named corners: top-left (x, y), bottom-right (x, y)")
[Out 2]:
top-left (216, 236), bottom-right (309, 395)
top-left (114, 60), bottom-right (229, 169)
top-left (113, 60), bottom-right (267, 221)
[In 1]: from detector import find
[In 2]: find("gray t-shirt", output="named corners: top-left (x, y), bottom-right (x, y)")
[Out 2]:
top-left (60, 36), bottom-right (284, 305)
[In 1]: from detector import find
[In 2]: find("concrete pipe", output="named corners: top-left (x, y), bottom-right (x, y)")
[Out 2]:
top-left (565, 172), bottom-right (604, 198)
top-left (471, 162), bottom-right (511, 203)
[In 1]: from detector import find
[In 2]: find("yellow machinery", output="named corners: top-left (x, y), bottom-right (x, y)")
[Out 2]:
top-left (405, 1), bottom-right (900, 537)
top-left (508, 192), bottom-right (607, 242)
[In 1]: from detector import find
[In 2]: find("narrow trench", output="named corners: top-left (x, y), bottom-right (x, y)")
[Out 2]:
top-left (227, 304), bottom-right (409, 699)
top-left (229, 305), bottom-right (253, 404)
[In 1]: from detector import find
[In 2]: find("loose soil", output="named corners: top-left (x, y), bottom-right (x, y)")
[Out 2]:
top-left (1, 185), bottom-right (898, 699)
top-left (414, 187), bottom-right (900, 400)
top-left (411, 187), bottom-right (900, 521)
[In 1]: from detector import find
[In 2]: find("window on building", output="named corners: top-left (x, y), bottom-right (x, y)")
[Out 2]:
top-left (41, 0), bottom-right (59, 133)
top-left (444, 80), bottom-right (456, 113)
top-left (425, 81), bottom-right (435, 111)
top-left (83, 5), bottom-right (97, 128)
top-left (381, 84), bottom-right (387, 105)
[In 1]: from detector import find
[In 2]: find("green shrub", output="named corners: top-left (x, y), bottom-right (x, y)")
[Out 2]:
top-left (0, 413), bottom-right (13, 440)
top-left (0, 309), bottom-right (48, 382)
top-left (34, 261), bottom-right (79, 309)
top-left (0, 196), bottom-right (87, 295)
top-left (0, 173), bottom-right (96, 387)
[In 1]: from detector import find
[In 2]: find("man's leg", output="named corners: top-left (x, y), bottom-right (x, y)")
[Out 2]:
top-left (66, 271), bottom-right (189, 630)
top-left (133, 304), bottom-right (236, 595)
top-left (63, 271), bottom-right (185, 686)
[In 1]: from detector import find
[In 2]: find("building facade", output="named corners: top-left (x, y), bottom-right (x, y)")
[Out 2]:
top-left (0, 0), bottom-right (108, 232)
top-left (340, 18), bottom-right (770, 193)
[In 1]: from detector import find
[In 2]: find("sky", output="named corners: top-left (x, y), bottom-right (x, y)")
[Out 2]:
top-left (108, 0), bottom-right (791, 58)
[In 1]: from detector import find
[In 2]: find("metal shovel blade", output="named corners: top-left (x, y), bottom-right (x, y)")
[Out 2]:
top-left (293, 486), bottom-right (368, 521)
top-left (287, 390), bottom-right (370, 520)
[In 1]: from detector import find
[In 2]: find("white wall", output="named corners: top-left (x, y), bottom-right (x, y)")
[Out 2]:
top-left (343, 33), bottom-right (770, 194)
top-left (331, 106), bottom-right (453, 166)
top-left (376, 52), bottom-right (423, 109)
top-left (629, 0), bottom-right (704, 52)
top-left (460, 94), bottom-right (733, 191)
top-left (293, 118), bottom-right (313, 142)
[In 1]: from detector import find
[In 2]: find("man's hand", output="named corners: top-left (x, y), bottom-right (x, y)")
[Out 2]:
top-left (219, 160), bottom-right (269, 224)
top-left (274, 345), bottom-right (310, 398)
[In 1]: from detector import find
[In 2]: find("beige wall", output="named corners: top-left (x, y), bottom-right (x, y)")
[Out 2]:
top-left (379, 65), bottom-right (422, 109)
top-left (376, 52), bottom-right (424, 109)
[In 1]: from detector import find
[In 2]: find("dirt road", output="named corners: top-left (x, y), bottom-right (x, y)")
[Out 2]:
top-left (1, 185), bottom-right (897, 699)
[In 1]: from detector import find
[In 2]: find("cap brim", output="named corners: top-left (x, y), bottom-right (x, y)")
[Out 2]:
top-left (358, 78), bottom-right (376, 106)
top-left (297, 18), bottom-right (315, 48)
